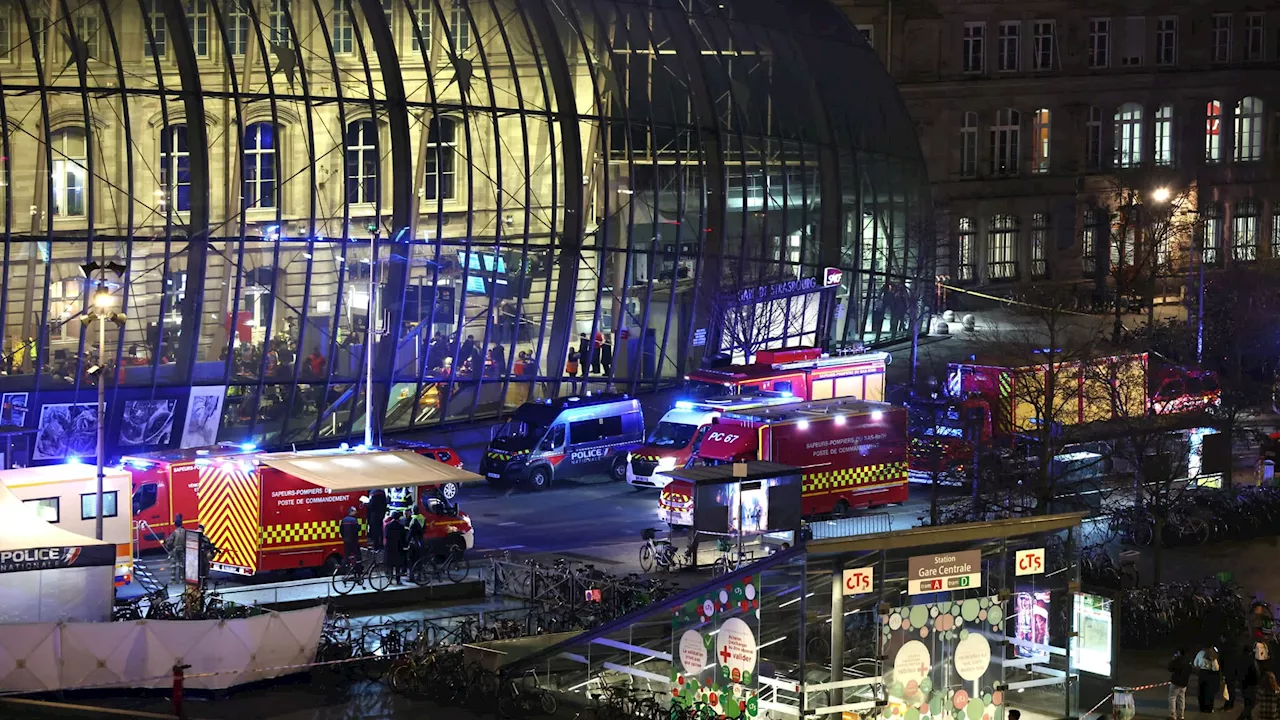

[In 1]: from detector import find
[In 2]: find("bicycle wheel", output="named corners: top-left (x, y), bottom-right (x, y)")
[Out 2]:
top-left (446, 552), bottom-right (470, 584)
top-left (409, 559), bottom-right (430, 585)
top-left (539, 690), bottom-right (558, 715)
top-left (332, 564), bottom-right (358, 595)
top-left (369, 563), bottom-right (393, 592)
top-left (639, 544), bottom-right (655, 573)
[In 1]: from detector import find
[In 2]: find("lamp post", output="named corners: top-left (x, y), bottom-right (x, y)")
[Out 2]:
top-left (81, 262), bottom-right (127, 540)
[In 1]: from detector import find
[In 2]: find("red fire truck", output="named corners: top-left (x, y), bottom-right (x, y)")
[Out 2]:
top-left (124, 444), bottom-right (256, 551)
top-left (686, 348), bottom-right (888, 403)
top-left (659, 398), bottom-right (908, 525)
top-left (199, 447), bottom-right (481, 576)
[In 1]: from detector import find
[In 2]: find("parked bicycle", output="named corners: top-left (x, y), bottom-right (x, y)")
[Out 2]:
top-left (332, 549), bottom-right (392, 595)
top-left (638, 527), bottom-right (688, 573)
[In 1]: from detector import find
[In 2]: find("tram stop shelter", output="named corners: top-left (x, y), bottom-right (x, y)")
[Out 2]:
top-left (663, 460), bottom-right (803, 552)
top-left (503, 512), bottom-right (1093, 720)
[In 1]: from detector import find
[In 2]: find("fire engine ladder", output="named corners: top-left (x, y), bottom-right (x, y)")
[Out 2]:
top-left (132, 520), bottom-right (171, 595)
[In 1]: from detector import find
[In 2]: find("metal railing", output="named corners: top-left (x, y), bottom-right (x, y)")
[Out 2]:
top-left (806, 512), bottom-right (893, 540)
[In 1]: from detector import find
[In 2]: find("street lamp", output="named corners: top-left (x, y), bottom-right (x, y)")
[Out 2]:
top-left (81, 261), bottom-right (126, 541)
top-left (1151, 186), bottom-right (1172, 204)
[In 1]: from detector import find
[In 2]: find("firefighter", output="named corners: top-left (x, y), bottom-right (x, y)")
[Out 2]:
top-left (366, 488), bottom-right (387, 552)
top-left (408, 503), bottom-right (428, 568)
top-left (340, 507), bottom-right (361, 569)
top-left (385, 511), bottom-right (408, 585)
top-left (163, 514), bottom-right (188, 586)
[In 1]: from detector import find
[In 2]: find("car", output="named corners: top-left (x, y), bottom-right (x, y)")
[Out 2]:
top-left (395, 443), bottom-right (466, 500)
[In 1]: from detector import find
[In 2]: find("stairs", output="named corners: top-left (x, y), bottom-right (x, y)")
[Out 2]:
top-left (132, 557), bottom-right (168, 595)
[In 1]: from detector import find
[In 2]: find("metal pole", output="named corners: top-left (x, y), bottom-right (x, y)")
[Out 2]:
top-left (364, 235), bottom-right (377, 448)
top-left (95, 310), bottom-right (105, 540)
top-left (1196, 246), bottom-right (1205, 365)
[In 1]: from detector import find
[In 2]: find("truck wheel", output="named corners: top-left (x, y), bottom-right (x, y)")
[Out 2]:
top-left (529, 466), bottom-right (551, 491)
top-left (610, 455), bottom-right (628, 482)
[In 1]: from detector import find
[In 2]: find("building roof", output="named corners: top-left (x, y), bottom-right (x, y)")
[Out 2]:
top-left (664, 460), bottom-right (801, 486)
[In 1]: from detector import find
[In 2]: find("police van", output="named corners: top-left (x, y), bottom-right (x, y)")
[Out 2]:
top-left (480, 394), bottom-right (645, 490)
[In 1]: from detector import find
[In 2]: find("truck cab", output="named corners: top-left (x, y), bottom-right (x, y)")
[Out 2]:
top-left (626, 392), bottom-right (800, 489)
top-left (480, 394), bottom-right (644, 490)
top-left (123, 444), bottom-right (256, 551)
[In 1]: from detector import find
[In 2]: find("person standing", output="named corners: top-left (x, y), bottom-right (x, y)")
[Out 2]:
top-left (340, 507), bottom-right (361, 567)
top-left (1169, 646), bottom-right (1193, 720)
top-left (1241, 643), bottom-right (1263, 720)
top-left (164, 515), bottom-right (188, 586)
top-left (384, 511), bottom-right (408, 585)
top-left (600, 334), bottom-right (613, 376)
top-left (1197, 645), bottom-right (1223, 713)
top-left (577, 333), bottom-right (591, 377)
top-left (591, 332), bottom-right (604, 374)
top-left (1258, 671), bottom-right (1280, 720)
top-left (565, 347), bottom-right (580, 377)
top-left (366, 488), bottom-right (388, 552)
top-left (489, 343), bottom-right (506, 377)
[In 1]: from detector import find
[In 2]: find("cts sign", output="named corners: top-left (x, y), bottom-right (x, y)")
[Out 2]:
top-left (1015, 548), bottom-right (1046, 576)
top-left (842, 566), bottom-right (874, 595)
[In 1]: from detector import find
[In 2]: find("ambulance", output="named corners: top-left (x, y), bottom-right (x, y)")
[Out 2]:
top-left (625, 392), bottom-right (800, 489)
top-left (1, 463), bottom-right (136, 586)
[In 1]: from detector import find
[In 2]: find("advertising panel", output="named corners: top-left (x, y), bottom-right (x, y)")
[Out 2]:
top-left (671, 574), bottom-right (762, 719)
top-left (1014, 591), bottom-right (1050, 658)
top-left (1072, 593), bottom-right (1113, 676)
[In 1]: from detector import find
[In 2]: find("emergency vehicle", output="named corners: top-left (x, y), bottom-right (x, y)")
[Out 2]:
top-left (659, 398), bottom-right (908, 525)
top-left (686, 348), bottom-right (888, 403)
top-left (1, 463), bottom-right (136, 586)
top-left (123, 444), bottom-right (256, 551)
top-left (194, 447), bottom-right (480, 576)
top-left (626, 392), bottom-right (800, 489)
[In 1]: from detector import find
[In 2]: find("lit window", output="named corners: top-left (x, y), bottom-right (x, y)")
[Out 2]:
top-left (990, 108), bottom-right (1020, 176)
top-left (1202, 203), bottom-right (1222, 265)
top-left (51, 128), bottom-right (87, 218)
top-left (346, 119), bottom-right (378, 204)
top-left (1211, 14), bottom-right (1231, 64)
top-left (448, 0), bottom-right (469, 55)
top-left (963, 23), bottom-right (985, 73)
top-left (1032, 20), bottom-right (1054, 70)
top-left (1155, 17), bottom-right (1177, 66)
top-left (1245, 13), bottom-right (1264, 62)
top-left (1031, 213), bottom-right (1049, 277)
top-left (1082, 208), bottom-right (1099, 275)
top-left (957, 217), bottom-right (976, 282)
top-left (1234, 97), bottom-right (1263, 162)
top-left (23, 497), bottom-right (59, 523)
top-left (998, 21), bottom-right (1020, 71)
top-left (1154, 105), bottom-right (1173, 166)
top-left (988, 215), bottom-right (1019, 279)
top-left (1088, 19), bottom-right (1110, 68)
top-left (160, 124), bottom-right (191, 212)
top-left (243, 123), bottom-right (277, 209)
top-left (188, 0), bottom-right (209, 57)
top-left (411, 0), bottom-right (432, 52)
top-left (1032, 108), bottom-right (1050, 173)
top-left (960, 111), bottom-right (978, 178)
top-left (143, 0), bottom-right (165, 57)
top-left (424, 116), bottom-right (456, 201)
top-left (1233, 200), bottom-right (1258, 262)
top-left (1086, 106), bottom-right (1103, 170)
top-left (333, 0), bottom-right (353, 53)
top-left (1205, 101), bottom-right (1222, 163)
top-left (81, 491), bottom-right (118, 521)
top-left (1114, 102), bottom-right (1143, 168)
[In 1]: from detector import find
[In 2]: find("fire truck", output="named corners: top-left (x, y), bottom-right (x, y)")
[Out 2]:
top-left (659, 398), bottom-right (908, 525)
top-left (686, 348), bottom-right (888, 403)
top-left (907, 352), bottom-right (1148, 483)
top-left (198, 447), bottom-right (482, 576)
top-left (124, 444), bottom-right (255, 551)
top-left (626, 392), bottom-right (801, 489)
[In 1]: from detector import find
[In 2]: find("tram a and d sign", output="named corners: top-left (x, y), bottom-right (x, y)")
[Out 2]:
top-left (908, 550), bottom-right (982, 595)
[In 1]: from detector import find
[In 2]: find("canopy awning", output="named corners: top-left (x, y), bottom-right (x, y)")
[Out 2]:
top-left (696, 428), bottom-right (759, 462)
top-left (256, 450), bottom-right (483, 492)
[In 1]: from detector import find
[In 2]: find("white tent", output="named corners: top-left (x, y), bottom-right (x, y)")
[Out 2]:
top-left (0, 481), bottom-right (115, 624)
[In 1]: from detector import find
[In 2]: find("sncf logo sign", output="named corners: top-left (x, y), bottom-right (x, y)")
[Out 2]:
top-left (706, 432), bottom-right (741, 444)
top-left (1015, 548), bottom-right (1045, 576)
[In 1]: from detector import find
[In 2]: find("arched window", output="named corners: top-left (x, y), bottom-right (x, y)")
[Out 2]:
top-left (160, 124), bottom-right (190, 212)
top-left (1205, 100), bottom-right (1222, 163)
top-left (50, 128), bottom-right (87, 218)
top-left (1154, 104), bottom-right (1173, 166)
top-left (425, 116), bottom-right (457, 201)
top-left (243, 122), bottom-right (277, 209)
top-left (447, 0), bottom-right (469, 54)
top-left (1234, 96), bottom-right (1263, 162)
top-left (1113, 102), bottom-right (1143, 168)
top-left (345, 119), bottom-right (378, 204)
top-left (988, 214), bottom-right (1019, 279)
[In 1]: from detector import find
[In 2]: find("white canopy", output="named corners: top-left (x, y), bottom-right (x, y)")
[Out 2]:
top-left (0, 481), bottom-right (113, 555)
top-left (256, 449), bottom-right (483, 492)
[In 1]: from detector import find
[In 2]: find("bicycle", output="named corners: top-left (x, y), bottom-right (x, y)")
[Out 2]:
top-left (409, 544), bottom-right (470, 585)
top-left (639, 527), bottom-right (688, 573)
top-left (332, 549), bottom-right (392, 595)
top-left (711, 538), bottom-right (740, 577)
top-left (498, 671), bottom-right (558, 717)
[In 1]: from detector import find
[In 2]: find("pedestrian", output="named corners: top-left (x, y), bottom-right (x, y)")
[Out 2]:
top-left (385, 510), bottom-right (408, 585)
top-left (1197, 645), bottom-right (1223, 712)
top-left (591, 331), bottom-right (603, 374)
top-left (1258, 671), bottom-right (1280, 720)
top-left (366, 488), bottom-right (387, 552)
top-left (565, 347), bottom-right (580, 377)
top-left (408, 504), bottom-right (427, 570)
top-left (459, 335), bottom-right (476, 370)
top-left (1169, 646), bottom-right (1193, 720)
top-left (340, 507), bottom-right (361, 568)
top-left (577, 333), bottom-right (591, 376)
top-left (600, 333), bottom-right (613, 375)
top-left (163, 514), bottom-right (188, 586)
top-left (489, 343), bottom-right (506, 376)
top-left (1241, 643), bottom-right (1263, 720)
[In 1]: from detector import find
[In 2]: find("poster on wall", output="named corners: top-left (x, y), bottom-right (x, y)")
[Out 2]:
top-left (880, 596), bottom-right (1007, 720)
top-left (181, 386), bottom-right (225, 449)
top-left (1, 392), bottom-right (28, 426)
top-left (33, 402), bottom-right (101, 461)
top-left (1072, 593), bottom-right (1113, 677)
top-left (671, 574), bottom-right (762, 719)
top-left (1014, 591), bottom-right (1051, 659)
top-left (119, 399), bottom-right (177, 446)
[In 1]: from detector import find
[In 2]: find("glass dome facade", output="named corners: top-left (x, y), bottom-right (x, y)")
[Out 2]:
top-left (0, 0), bottom-right (929, 457)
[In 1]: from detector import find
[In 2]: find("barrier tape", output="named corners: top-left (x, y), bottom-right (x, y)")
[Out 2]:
top-left (1083, 681), bottom-right (1171, 717)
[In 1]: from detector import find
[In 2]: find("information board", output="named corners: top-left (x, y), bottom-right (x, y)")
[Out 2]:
top-left (907, 550), bottom-right (982, 595)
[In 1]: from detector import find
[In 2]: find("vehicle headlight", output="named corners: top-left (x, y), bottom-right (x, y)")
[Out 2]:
top-left (627, 452), bottom-right (633, 463)
top-left (657, 456), bottom-right (677, 472)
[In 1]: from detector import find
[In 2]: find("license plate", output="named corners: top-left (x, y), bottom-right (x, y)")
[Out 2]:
top-left (486, 472), bottom-right (501, 479)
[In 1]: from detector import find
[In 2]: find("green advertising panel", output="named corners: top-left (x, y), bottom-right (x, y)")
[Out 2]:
top-left (671, 573), bottom-right (762, 719)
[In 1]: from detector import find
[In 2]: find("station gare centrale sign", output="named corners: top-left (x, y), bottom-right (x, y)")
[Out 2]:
top-left (907, 550), bottom-right (983, 595)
